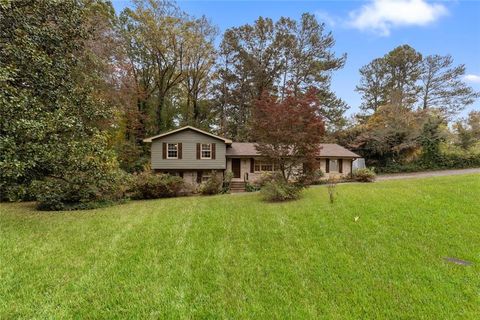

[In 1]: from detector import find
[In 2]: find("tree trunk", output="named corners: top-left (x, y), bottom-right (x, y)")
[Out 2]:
top-left (156, 94), bottom-right (165, 133)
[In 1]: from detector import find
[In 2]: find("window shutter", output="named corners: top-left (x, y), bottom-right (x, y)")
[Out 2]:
top-left (339, 159), bottom-right (343, 173)
top-left (212, 143), bottom-right (216, 159)
top-left (196, 143), bottom-right (200, 159)
top-left (178, 143), bottom-right (182, 159)
top-left (162, 143), bottom-right (166, 159)
top-left (325, 159), bottom-right (330, 173)
top-left (250, 158), bottom-right (254, 173)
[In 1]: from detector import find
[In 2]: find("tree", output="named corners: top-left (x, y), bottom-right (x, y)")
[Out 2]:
top-left (251, 89), bottom-right (325, 182)
top-left (418, 112), bottom-right (447, 163)
top-left (356, 45), bottom-right (422, 113)
top-left (351, 105), bottom-right (425, 166)
top-left (118, 0), bottom-right (218, 136)
top-left (419, 54), bottom-right (479, 116)
top-left (454, 111), bottom-right (480, 150)
top-left (384, 45), bottom-right (423, 107)
top-left (0, 0), bottom-right (123, 205)
top-left (357, 46), bottom-right (479, 117)
top-left (278, 14), bottom-right (346, 98)
top-left (216, 17), bottom-right (283, 140)
top-left (118, 6), bottom-right (157, 144)
top-left (180, 16), bottom-right (217, 128)
top-left (356, 58), bottom-right (388, 113)
top-left (216, 13), bottom-right (346, 140)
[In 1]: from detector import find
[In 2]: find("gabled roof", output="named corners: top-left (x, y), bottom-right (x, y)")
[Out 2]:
top-left (226, 143), bottom-right (360, 158)
top-left (143, 126), bottom-right (233, 143)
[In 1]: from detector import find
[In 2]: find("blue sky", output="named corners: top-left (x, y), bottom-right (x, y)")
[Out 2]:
top-left (112, 0), bottom-right (480, 117)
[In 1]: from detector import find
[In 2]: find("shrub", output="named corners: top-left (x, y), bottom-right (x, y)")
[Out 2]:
top-left (0, 183), bottom-right (35, 202)
top-left (245, 182), bottom-right (261, 192)
top-left (116, 142), bottom-right (149, 173)
top-left (352, 168), bottom-right (376, 182)
top-left (260, 179), bottom-right (302, 202)
top-left (254, 171), bottom-right (291, 189)
top-left (32, 137), bottom-right (130, 211)
top-left (297, 169), bottom-right (325, 186)
top-left (222, 171), bottom-right (234, 193)
top-left (129, 172), bottom-right (185, 200)
top-left (199, 172), bottom-right (223, 195)
top-left (34, 169), bottom-right (129, 211)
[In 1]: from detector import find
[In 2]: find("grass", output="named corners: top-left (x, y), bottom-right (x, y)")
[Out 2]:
top-left (1, 174), bottom-right (479, 319)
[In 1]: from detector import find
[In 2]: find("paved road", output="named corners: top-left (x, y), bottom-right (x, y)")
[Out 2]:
top-left (377, 168), bottom-right (480, 181)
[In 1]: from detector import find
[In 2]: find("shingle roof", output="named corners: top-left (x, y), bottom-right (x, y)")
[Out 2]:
top-left (318, 144), bottom-right (360, 158)
top-left (226, 143), bottom-right (360, 158)
top-left (143, 126), bottom-right (233, 143)
top-left (225, 143), bottom-right (258, 156)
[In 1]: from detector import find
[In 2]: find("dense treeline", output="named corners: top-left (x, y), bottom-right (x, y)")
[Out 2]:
top-left (1, 0), bottom-right (479, 207)
top-left (338, 44), bottom-right (480, 170)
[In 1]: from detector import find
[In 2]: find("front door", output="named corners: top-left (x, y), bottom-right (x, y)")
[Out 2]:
top-left (232, 158), bottom-right (241, 178)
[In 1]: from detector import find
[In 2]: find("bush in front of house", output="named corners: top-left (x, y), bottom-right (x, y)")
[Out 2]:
top-left (352, 168), bottom-right (376, 182)
top-left (34, 169), bottom-right (129, 211)
top-left (254, 171), bottom-right (288, 189)
top-left (297, 169), bottom-right (325, 186)
top-left (260, 178), bottom-right (303, 202)
top-left (245, 182), bottom-right (261, 192)
top-left (129, 171), bottom-right (185, 200)
top-left (199, 173), bottom-right (223, 195)
top-left (221, 171), bottom-right (234, 193)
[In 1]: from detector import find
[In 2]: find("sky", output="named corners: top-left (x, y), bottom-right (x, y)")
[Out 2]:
top-left (111, 0), bottom-right (480, 117)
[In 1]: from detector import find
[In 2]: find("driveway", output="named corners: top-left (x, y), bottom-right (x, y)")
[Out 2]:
top-left (377, 168), bottom-right (480, 181)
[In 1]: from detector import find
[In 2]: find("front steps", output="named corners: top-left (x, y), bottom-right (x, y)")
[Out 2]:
top-left (230, 181), bottom-right (246, 193)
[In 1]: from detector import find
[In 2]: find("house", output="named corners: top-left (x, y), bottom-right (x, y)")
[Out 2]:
top-left (143, 126), bottom-right (360, 189)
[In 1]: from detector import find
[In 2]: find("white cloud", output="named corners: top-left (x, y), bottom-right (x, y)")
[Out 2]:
top-left (464, 74), bottom-right (480, 84)
top-left (315, 10), bottom-right (338, 27)
top-left (348, 0), bottom-right (448, 36)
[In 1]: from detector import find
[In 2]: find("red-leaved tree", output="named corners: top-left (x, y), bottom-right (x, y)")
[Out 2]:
top-left (252, 88), bottom-right (325, 182)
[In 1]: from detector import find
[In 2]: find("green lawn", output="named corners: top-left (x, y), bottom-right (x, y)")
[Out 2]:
top-left (1, 175), bottom-right (479, 319)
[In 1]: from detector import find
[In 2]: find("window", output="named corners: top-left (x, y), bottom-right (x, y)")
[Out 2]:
top-left (201, 172), bottom-right (211, 182)
top-left (329, 159), bottom-right (338, 172)
top-left (201, 143), bottom-right (211, 159)
top-left (167, 143), bottom-right (178, 159)
top-left (197, 170), bottom-right (212, 183)
top-left (254, 161), bottom-right (274, 172)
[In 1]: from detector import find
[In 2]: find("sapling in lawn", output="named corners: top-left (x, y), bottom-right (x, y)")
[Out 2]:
top-left (327, 178), bottom-right (337, 204)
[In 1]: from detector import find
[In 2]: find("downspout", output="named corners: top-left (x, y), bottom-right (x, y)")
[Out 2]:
top-left (350, 159), bottom-right (354, 179)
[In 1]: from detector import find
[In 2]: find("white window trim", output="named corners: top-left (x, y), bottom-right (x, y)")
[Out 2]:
top-left (201, 172), bottom-right (212, 182)
top-left (167, 143), bottom-right (178, 159)
top-left (201, 143), bottom-right (212, 159)
top-left (254, 160), bottom-right (275, 172)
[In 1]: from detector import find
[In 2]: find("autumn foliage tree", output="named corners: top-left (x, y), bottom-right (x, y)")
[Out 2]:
top-left (252, 89), bottom-right (325, 182)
